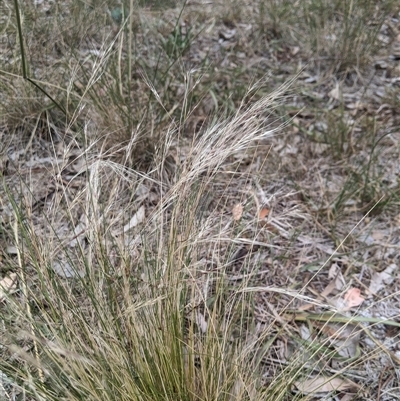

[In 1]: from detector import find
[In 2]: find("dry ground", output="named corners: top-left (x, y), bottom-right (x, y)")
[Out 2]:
top-left (1, 1), bottom-right (400, 400)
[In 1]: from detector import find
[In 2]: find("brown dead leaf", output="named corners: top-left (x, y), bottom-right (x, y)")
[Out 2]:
top-left (328, 263), bottom-right (338, 279)
top-left (327, 323), bottom-right (360, 359)
top-left (299, 279), bottom-right (336, 311)
top-left (291, 46), bottom-right (300, 56)
top-left (340, 394), bottom-right (355, 401)
top-left (372, 230), bottom-right (386, 241)
top-left (343, 288), bottom-right (365, 310)
top-left (259, 207), bottom-right (269, 219)
top-left (329, 84), bottom-right (341, 101)
top-left (260, 222), bottom-right (280, 234)
top-left (232, 203), bottom-right (243, 221)
top-left (294, 375), bottom-right (357, 394)
top-left (0, 273), bottom-right (18, 301)
top-left (368, 264), bottom-right (397, 296)
top-left (291, 117), bottom-right (300, 134)
top-left (321, 280), bottom-right (337, 298)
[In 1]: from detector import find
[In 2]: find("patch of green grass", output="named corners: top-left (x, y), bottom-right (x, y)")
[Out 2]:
top-left (297, 108), bottom-right (399, 237)
top-left (258, 0), bottom-right (399, 72)
top-left (333, 116), bottom-right (394, 210)
top-left (138, 0), bottom-right (180, 10)
top-left (1, 0), bottom-right (206, 168)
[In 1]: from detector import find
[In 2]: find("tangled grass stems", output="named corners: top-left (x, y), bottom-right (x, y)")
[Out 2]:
top-left (0, 80), bottom-right (310, 401)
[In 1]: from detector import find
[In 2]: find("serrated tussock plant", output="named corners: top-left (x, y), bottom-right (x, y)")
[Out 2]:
top-left (0, 77), bottom-right (306, 401)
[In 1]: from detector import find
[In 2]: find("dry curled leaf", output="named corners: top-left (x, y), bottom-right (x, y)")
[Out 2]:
top-left (368, 264), bottom-right (397, 296)
top-left (343, 287), bottom-right (365, 310)
top-left (294, 375), bottom-right (357, 394)
top-left (232, 203), bottom-right (243, 221)
top-left (327, 323), bottom-right (360, 359)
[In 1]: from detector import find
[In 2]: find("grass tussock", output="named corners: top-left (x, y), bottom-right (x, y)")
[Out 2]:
top-left (0, 84), bottom-right (301, 401)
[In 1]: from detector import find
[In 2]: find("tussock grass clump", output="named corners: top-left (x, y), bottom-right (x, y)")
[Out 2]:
top-left (0, 82), bottom-right (304, 401)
